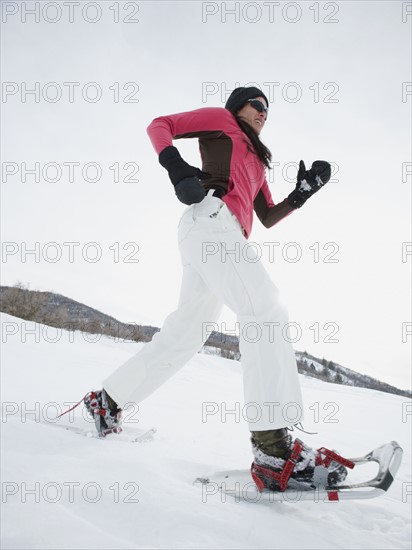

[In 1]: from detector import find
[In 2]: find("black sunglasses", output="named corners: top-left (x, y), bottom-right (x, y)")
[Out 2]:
top-left (247, 99), bottom-right (268, 118)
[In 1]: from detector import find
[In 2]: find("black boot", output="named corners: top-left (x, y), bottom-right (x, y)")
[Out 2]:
top-left (84, 389), bottom-right (122, 437)
top-left (251, 428), bottom-right (348, 490)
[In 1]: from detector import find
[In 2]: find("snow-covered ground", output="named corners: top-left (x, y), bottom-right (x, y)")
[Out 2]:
top-left (1, 313), bottom-right (411, 550)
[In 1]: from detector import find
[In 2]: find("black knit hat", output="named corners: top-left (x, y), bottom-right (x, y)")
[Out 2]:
top-left (225, 86), bottom-right (269, 115)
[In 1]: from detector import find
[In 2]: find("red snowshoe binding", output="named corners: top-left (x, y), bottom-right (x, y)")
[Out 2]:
top-left (251, 428), bottom-right (353, 492)
top-left (84, 389), bottom-right (122, 437)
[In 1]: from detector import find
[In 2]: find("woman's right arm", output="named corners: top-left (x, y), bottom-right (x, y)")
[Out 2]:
top-left (146, 107), bottom-right (232, 204)
top-left (146, 107), bottom-right (232, 154)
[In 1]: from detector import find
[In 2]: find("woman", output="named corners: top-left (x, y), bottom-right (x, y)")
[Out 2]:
top-left (84, 87), bottom-right (347, 489)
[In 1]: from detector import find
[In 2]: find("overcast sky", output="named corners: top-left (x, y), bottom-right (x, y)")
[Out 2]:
top-left (1, 1), bottom-right (411, 389)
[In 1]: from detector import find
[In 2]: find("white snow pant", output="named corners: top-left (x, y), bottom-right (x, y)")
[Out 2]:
top-left (103, 191), bottom-right (303, 430)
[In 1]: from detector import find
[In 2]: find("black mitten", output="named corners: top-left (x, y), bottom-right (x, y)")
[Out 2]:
top-left (158, 145), bottom-right (211, 205)
top-left (288, 160), bottom-right (331, 208)
top-left (174, 177), bottom-right (206, 205)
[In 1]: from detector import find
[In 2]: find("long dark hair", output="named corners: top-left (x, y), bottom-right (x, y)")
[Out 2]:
top-left (235, 116), bottom-right (272, 170)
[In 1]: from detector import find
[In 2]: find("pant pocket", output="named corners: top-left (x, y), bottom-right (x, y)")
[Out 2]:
top-left (214, 204), bottom-right (245, 235)
top-left (177, 209), bottom-right (195, 244)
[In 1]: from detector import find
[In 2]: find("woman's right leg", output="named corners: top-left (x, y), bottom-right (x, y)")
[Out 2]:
top-left (103, 255), bottom-right (223, 409)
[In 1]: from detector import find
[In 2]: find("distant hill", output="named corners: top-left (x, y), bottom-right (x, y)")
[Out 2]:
top-left (294, 351), bottom-right (411, 398)
top-left (1, 284), bottom-right (410, 399)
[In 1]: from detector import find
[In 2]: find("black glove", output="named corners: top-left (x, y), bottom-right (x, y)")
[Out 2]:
top-left (287, 160), bottom-right (331, 209)
top-left (174, 177), bottom-right (206, 205)
top-left (158, 145), bottom-right (210, 205)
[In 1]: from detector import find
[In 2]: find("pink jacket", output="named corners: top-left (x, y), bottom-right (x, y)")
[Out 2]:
top-left (147, 107), bottom-right (293, 238)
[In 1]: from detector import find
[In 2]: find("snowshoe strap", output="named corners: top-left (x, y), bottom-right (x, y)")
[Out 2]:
top-left (55, 393), bottom-right (91, 419)
top-left (100, 427), bottom-right (123, 437)
top-left (251, 439), bottom-right (304, 492)
top-left (315, 447), bottom-right (355, 469)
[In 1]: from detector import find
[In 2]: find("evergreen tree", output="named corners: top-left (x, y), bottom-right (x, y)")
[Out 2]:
top-left (322, 365), bottom-right (330, 380)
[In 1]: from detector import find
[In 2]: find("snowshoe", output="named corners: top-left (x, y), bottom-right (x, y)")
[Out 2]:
top-left (251, 428), bottom-right (349, 491)
top-left (84, 389), bottom-right (122, 437)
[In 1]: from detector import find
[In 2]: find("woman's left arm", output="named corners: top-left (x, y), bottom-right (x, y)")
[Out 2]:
top-left (255, 158), bottom-right (331, 227)
top-left (254, 178), bottom-right (295, 228)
